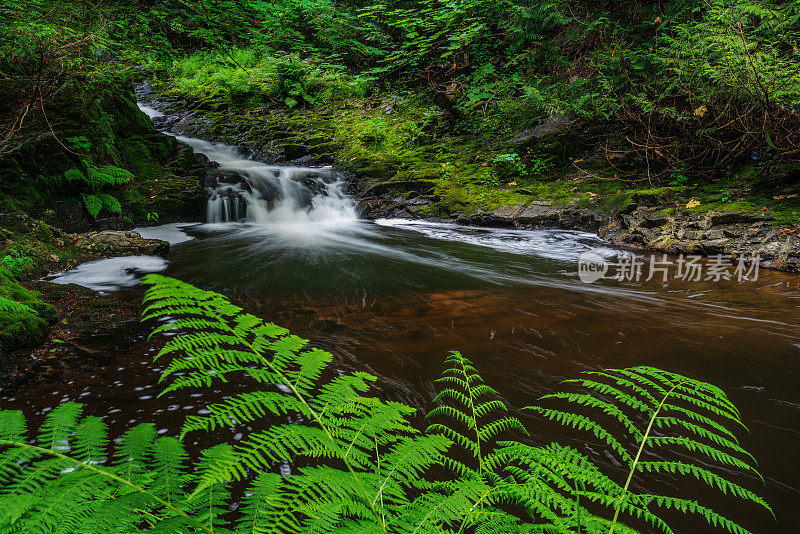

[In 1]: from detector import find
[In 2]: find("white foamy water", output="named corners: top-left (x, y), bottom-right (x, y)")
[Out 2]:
top-left (49, 256), bottom-right (168, 292)
top-left (374, 219), bottom-right (619, 263)
top-left (133, 223), bottom-right (195, 245)
top-left (137, 104), bottom-right (163, 120)
top-left (175, 136), bottom-right (357, 232)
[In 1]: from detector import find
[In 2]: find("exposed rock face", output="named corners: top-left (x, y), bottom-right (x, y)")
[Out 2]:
top-left (458, 203), bottom-right (605, 231)
top-left (607, 208), bottom-right (800, 271)
top-left (72, 230), bottom-right (169, 256)
top-left (355, 192), bottom-right (800, 272)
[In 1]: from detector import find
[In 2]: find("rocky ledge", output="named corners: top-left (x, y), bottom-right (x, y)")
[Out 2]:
top-left (71, 230), bottom-right (169, 257)
top-left (357, 194), bottom-right (800, 272)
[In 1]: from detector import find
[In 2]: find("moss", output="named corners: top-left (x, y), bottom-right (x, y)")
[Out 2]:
top-left (0, 278), bottom-right (55, 356)
top-left (684, 200), bottom-right (762, 214)
top-left (657, 207), bottom-right (677, 217)
top-left (1, 77), bottom-right (209, 230)
top-left (121, 175), bottom-right (205, 223)
top-left (633, 186), bottom-right (686, 204)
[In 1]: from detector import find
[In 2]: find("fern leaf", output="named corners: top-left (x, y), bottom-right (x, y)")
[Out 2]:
top-left (82, 194), bottom-right (102, 219)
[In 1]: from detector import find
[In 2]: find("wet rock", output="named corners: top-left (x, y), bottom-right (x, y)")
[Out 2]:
top-left (194, 152), bottom-right (218, 169)
top-left (455, 203), bottom-right (604, 231)
top-left (289, 155), bottom-right (317, 166)
top-left (701, 238), bottom-right (733, 254)
top-left (637, 212), bottom-right (671, 229)
top-left (246, 179), bottom-right (279, 204)
top-left (299, 179), bottom-right (328, 197)
top-left (516, 204), bottom-right (561, 225)
top-left (610, 205), bottom-right (800, 272)
top-left (707, 211), bottom-right (772, 225)
top-left (237, 145), bottom-right (283, 164)
top-left (73, 230), bottom-right (169, 256)
top-left (512, 114), bottom-right (571, 144)
top-left (363, 180), bottom-right (437, 196)
top-left (703, 228), bottom-right (726, 240)
top-left (277, 143), bottom-right (307, 160)
top-left (216, 171), bottom-right (248, 186)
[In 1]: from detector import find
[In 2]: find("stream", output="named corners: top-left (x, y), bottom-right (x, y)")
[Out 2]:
top-left (2, 107), bottom-right (800, 533)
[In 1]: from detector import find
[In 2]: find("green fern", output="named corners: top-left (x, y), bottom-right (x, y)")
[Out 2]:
top-left (0, 276), bottom-right (771, 534)
top-left (426, 350), bottom-right (527, 477)
top-left (86, 164), bottom-right (133, 188)
top-left (82, 193), bottom-right (122, 219)
top-left (65, 162), bottom-right (131, 218)
top-left (141, 274), bottom-right (453, 533)
top-left (82, 193), bottom-right (103, 219)
top-left (64, 164), bottom-right (132, 191)
top-left (0, 403), bottom-right (211, 534)
top-left (530, 366), bottom-right (773, 533)
top-left (0, 297), bottom-right (36, 315)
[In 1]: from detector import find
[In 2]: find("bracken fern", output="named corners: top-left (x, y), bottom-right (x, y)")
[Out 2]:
top-left (530, 366), bottom-right (773, 533)
top-left (0, 275), bottom-right (772, 534)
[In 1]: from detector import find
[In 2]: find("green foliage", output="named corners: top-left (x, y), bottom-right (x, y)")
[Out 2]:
top-left (168, 49), bottom-right (355, 109)
top-left (530, 366), bottom-right (774, 533)
top-left (0, 276), bottom-right (771, 533)
top-left (65, 136), bottom-right (92, 152)
top-left (86, 164), bottom-right (134, 189)
top-left (82, 193), bottom-right (122, 219)
top-left (0, 273), bottom-right (54, 355)
top-left (0, 403), bottom-right (210, 533)
top-left (65, 163), bottom-right (133, 191)
top-left (491, 153), bottom-right (527, 182)
top-left (65, 162), bottom-right (131, 218)
top-left (0, 297), bottom-right (36, 315)
top-left (0, 250), bottom-right (35, 280)
top-left (6, 0), bottom-right (800, 182)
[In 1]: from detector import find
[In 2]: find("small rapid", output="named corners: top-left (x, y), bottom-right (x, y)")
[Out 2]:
top-left (176, 136), bottom-right (357, 227)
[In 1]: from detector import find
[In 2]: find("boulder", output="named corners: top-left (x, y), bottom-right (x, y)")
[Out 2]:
top-left (73, 230), bottom-right (169, 256)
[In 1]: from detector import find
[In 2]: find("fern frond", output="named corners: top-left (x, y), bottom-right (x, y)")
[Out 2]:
top-left (0, 297), bottom-right (36, 315)
top-left (0, 410), bottom-right (212, 534)
top-left (531, 365), bottom-right (769, 534)
top-left (526, 407), bottom-right (633, 463)
top-left (426, 350), bottom-right (524, 477)
top-left (2, 276), bottom-right (767, 534)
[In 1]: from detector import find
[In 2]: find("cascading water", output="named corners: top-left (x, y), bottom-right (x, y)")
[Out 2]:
top-left (173, 136), bottom-right (357, 227)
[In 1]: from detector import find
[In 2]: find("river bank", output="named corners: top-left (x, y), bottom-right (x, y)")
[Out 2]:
top-left (0, 79), bottom-right (210, 364)
top-left (2, 87), bottom-right (800, 532)
top-left (141, 83), bottom-right (800, 272)
top-left (2, 78), bottom-right (799, 377)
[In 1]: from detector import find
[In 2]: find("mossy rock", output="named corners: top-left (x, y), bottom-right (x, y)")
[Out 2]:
top-left (304, 135), bottom-right (330, 147)
top-left (633, 187), bottom-right (685, 206)
top-left (274, 142), bottom-right (307, 160)
top-left (0, 279), bottom-right (55, 357)
top-left (1, 77), bottom-right (208, 228)
top-left (121, 175), bottom-right (206, 223)
top-left (308, 142), bottom-right (340, 155)
top-left (364, 180), bottom-right (438, 196)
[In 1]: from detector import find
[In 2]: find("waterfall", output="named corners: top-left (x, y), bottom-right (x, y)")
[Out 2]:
top-left (174, 136), bottom-right (358, 226)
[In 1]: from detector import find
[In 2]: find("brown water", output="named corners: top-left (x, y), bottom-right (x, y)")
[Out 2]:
top-left (3, 218), bottom-right (799, 533)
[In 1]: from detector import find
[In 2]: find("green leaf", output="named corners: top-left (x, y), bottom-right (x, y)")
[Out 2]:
top-left (82, 194), bottom-right (102, 219)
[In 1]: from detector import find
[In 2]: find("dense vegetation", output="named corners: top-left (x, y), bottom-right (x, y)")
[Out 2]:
top-left (0, 4), bottom-right (795, 531)
top-left (0, 276), bottom-right (771, 533)
top-left (5, 1), bottom-right (800, 188)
